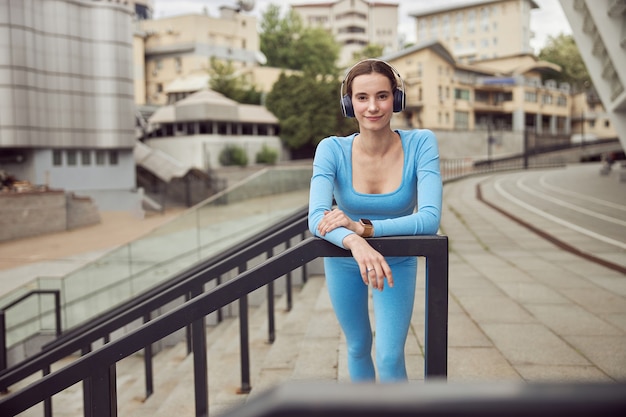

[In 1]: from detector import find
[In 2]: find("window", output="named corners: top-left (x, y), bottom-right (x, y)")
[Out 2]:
top-left (175, 57), bottom-right (182, 73)
top-left (481, 7), bottom-right (489, 31)
top-left (467, 10), bottom-right (476, 33)
top-left (81, 150), bottom-right (91, 165)
top-left (454, 111), bottom-right (469, 129)
top-left (525, 91), bottom-right (537, 102)
top-left (418, 19), bottom-right (427, 40)
top-left (542, 94), bottom-right (552, 105)
top-left (96, 150), bottom-right (106, 165)
top-left (53, 150), bottom-right (62, 166)
top-left (475, 91), bottom-right (489, 103)
top-left (557, 95), bottom-right (567, 107)
top-left (109, 150), bottom-right (118, 165)
top-left (455, 12), bottom-right (463, 37)
top-left (454, 88), bottom-right (470, 100)
top-left (67, 150), bottom-right (77, 166)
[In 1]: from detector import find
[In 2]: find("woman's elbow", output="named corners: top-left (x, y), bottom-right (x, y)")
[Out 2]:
top-left (421, 212), bottom-right (441, 235)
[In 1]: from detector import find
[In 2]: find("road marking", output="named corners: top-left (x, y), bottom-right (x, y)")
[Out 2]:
top-left (539, 173), bottom-right (626, 211)
top-left (516, 177), bottom-right (626, 227)
top-left (494, 178), bottom-right (626, 250)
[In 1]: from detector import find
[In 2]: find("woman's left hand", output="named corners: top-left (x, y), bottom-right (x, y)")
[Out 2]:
top-left (317, 208), bottom-right (358, 236)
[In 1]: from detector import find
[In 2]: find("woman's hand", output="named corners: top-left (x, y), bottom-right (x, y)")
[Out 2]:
top-left (317, 208), bottom-right (361, 236)
top-left (342, 234), bottom-right (393, 291)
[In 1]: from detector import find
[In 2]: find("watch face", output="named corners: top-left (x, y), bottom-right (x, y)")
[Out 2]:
top-left (361, 219), bottom-right (372, 225)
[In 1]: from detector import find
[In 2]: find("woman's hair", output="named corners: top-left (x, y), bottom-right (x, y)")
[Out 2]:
top-left (344, 59), bottom-right (398, 98)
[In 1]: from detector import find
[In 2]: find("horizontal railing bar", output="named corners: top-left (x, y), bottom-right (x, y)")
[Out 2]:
top-left (0, 235), bottom-right (447, 415)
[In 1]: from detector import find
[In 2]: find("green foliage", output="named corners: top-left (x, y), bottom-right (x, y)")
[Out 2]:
top-left (265, 73), bottom-right (357, 152)
top-left (259, 4), bottom-right (339, 75)
top-left (208, 57), bottom-right (262, 104)
top-left (219, 145), bottom-right (248, 167)
top-left (352, 44), bottom-right (384, 63)
top-left (538, 34), bottom-right (592, 92)
top-left (255, 145), bottom-right (278, 165)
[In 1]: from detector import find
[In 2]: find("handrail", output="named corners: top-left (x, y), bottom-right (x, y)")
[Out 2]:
top-left (0, 207), bottom-right (309, 390)
top-left (217, 380), bottom-right (626, 417)
top-left (0, 290), bottom-right (61, 372)
top-left (0, 235), bottom-right (448, 416)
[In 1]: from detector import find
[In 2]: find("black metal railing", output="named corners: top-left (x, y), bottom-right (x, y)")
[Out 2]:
top-left (217, 380), bottom-right (626, 417)
top-left (0, 207), bottom-right (309, 394)
top-left (0, 290), bottom-right (62, 372)
top-left (0, 234), bottom-right (448, 417)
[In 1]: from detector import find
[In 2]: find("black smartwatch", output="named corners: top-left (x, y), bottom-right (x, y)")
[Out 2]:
top-left (359, 218), bottom-right (374, 238)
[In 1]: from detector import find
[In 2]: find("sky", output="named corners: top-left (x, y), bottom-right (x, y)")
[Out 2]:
top-left (152, 0), bottom-right (572, 53)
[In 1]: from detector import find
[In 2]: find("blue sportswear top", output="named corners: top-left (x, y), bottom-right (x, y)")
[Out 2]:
top-left (308, 129), bottom-right (443, 249)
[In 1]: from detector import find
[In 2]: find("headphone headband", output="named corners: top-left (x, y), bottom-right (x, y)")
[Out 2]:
top-left (340, 59), bottom-right (405, 118)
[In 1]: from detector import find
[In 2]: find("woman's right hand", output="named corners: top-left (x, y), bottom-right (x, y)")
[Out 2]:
top-left (342, 234), bottom-right (393, 291)
top-left (317, 208), bottom-right (360, 236)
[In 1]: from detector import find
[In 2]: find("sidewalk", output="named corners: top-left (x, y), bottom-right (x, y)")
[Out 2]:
top-left (441, 163), bottom-right (626, 381)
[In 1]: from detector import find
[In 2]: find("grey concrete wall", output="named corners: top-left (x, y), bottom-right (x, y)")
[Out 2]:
top-left (0, 191), bottom-right (101, 242)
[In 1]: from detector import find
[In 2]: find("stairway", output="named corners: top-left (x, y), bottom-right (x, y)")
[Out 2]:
top-left (9, 271), bottom-right (429, 417)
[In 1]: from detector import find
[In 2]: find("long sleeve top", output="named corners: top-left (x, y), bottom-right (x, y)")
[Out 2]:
top-left (308, 129), bottom-right (442, 249)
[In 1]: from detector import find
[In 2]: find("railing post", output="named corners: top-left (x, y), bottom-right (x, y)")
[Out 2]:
top-left (266, 249), bottom-right (276, 344)
top-left (0, 312), bottom-right (6, 376)
top-left (143, 313), bottom-right (154, 398)
top-left (43, 366), bottom-right (52, 417)
top-left (238, 264), bottom-right (252, 394)
top-left (190, 285), bottom-right (208, 417)
top-left (424, 237), bottom-right (449, 379)
top-left (53, 291), bottom-right (62, 337)
top-left (82, 345), bottom-right (93, 417)
top-left (285, 239), bottom-right (293, 311)
top-left (89, 364), bottom-right (117, 417)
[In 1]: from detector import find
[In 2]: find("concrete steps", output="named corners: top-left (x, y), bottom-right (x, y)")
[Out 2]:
top-left (5, 271), bottom-right (433, 417)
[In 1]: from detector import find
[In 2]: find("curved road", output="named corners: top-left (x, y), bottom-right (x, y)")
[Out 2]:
top-left (476, 162), bottom-right (626, 272)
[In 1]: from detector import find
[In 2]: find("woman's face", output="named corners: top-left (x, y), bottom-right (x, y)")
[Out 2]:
top-left (350, 72), bottom-right (394, 132)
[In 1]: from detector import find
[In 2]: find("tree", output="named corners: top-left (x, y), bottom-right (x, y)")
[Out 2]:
top-left (208, 57), bottom-right (262, 104)
top-left (259, 4), bottom-right (339, 75)
top-left (265, 72), bottom-right (356, 156)
top-left (260, 5), bottom-right (304, 69)
top-left (538, 34), bottom-right (592, 92)
top-left (351, 44), bottom-right (384, 64)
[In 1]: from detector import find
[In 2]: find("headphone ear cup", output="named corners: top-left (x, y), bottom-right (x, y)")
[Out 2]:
top-left (341, 94), bottom-right (355, 118)
top-left (393, 89), bottom-right (405, 113)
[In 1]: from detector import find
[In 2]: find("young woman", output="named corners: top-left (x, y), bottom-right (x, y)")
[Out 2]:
top-left (308, 59), bottom-right (442, 382)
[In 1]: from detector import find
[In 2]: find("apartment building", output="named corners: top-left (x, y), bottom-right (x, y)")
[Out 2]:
top-left (292, 0), bottom-right (400, 67)
top-left (410, 0), bottom-right (537, 63)
top-left (384, 42), bottom-right (568, 132)
top-left (559, 0), bottom-right (626, 151)
top-left (0, 0), bottom-right (139, 211)
top-left (136, 7), bottom-right (262, 105)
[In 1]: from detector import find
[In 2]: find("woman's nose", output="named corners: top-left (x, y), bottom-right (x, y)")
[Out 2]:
top-left (368, 98), bottom-right (378, 112)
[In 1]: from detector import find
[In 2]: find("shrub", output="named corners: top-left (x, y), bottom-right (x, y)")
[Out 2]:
top-left (255, 145), bottom-right (278, 165)
top-left (219, 145), bottom-right (248, 167)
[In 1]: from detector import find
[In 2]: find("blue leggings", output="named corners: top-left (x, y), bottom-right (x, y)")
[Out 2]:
top-left (324, 256), bottom-right (417, 382)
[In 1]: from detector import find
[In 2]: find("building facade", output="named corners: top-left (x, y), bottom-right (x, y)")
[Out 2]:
top-left (136, 7), bottom-right (262, 105)
top-left (384, 43), bottom-right (569, 134)
top-left (558, 0), bottom-right (626, 152)
top-left (145, 89), bottom-right (284, 170)
top-left (410, 0), bottom-right (537, 63)
top-left (292, 0), bottom-right (400, 67)
top-left (0, 0), bottom-right (139, 211)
